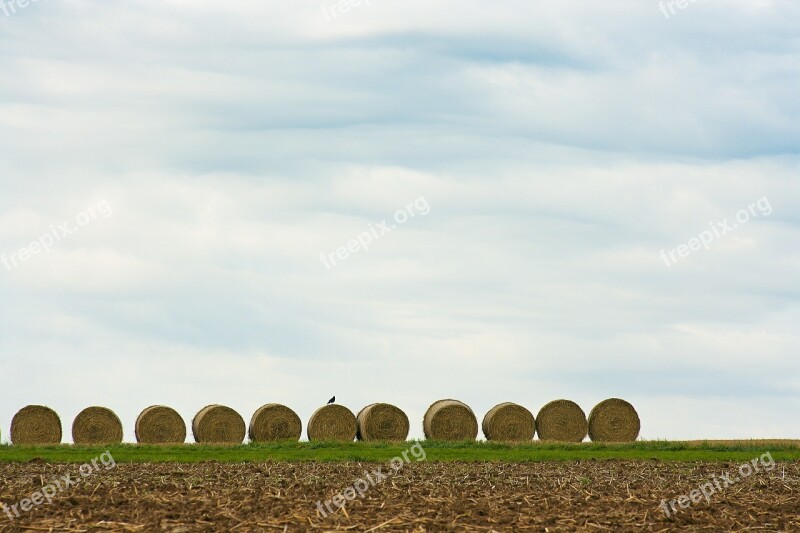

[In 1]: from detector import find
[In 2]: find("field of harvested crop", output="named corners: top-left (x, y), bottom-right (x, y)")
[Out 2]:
top-left (0, 460), bottom-right (797, 532)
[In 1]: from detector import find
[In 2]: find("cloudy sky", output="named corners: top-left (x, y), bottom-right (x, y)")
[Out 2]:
top-left (1, 0), bottom-right (799, 442)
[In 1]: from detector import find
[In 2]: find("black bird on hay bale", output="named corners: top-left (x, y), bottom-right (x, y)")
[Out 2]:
top-left (328, 396), bottom-right (335, 404)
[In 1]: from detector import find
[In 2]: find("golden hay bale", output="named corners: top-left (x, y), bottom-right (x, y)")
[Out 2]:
top-left (307, 404), bottom-right (357, 442)
top-left (135, 406), bottom-right (186, 444)
top-left (482, 402), bottom-right (535, 442)
top-left (356, 403), bottom-right (410, 442)
top-left (249, 404), bottom-right (302, 442)
top-left (72, 406), bottom-right (123, 445)
top-left (588, 398), bottom-right (640, 442)
top-left (192, 405), bottom-right (246, 444)
top-left (423, 399), bottom-right (478, 441)
top-left (10, 405), bottom-right (62, 445)
top-left (535, 399), bottom-right (588, 442)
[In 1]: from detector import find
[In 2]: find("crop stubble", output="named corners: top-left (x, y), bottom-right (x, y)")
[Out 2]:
top-left (0, 461), bottom-right (797, 532)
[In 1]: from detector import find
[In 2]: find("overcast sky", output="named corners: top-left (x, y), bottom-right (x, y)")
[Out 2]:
top-left (1, 0), bottom-right (799, 442)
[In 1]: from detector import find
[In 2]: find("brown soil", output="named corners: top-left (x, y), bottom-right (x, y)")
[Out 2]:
top-left (0, 461), bottom-right (797, 532)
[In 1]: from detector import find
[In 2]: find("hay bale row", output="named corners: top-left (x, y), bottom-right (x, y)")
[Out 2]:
top-left (6, 398), bottom-right (640, 444)
top-left (426, 398), bottom-right (638, 443)
top-left (534, 398), bottom-right (640, 442)
top-left (6, 403), bottom-right (305, 445)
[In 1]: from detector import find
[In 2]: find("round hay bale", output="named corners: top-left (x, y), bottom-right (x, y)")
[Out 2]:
top-left (307, 404), bottom-right (357, 442)
top-left (535, 399), bottom-right (587, 442)
top-left (356, 403), bottom-right (410, 441)
top-left (192, 405), bottom-right (246, 444)
top-left (72, 406), bottom-right (123, 445)
top-left (588, 398), bottom-right (640, 442)
top-left (482, 402), bottom-right (535, 442)
top-left (135, 406), bottom-right (186, 444)
top-left (423, 399), bottom-right (478, 441)
top-left (10, 405), bottom-right (62, 445)
top-left (249, 404), bottom-right (302, 442)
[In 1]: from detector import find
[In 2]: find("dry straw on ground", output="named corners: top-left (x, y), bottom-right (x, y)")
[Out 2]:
top-left (423, 399), bottom-right (478, 441)
top-left (536, 399), bottom-right (588, 442)
top-left (356, 403), bottom-right (410, 441)
top-left (307, 404), bottom-right (357, 442)
top-left (10, 405), bottom-right (62, 445)
top-left (192, 405), bottom-right (246, 444)
top-left (72, 406), bottom-right (123, 445)
top-left (588, 398), bottom-right (640, 442)
top-left (249, 404), bottom-right (302, 442)
top-left (135, 406), bottom-right (186, 444)
top-left (3, 461), bottom-right (799, 531)
top-left (482, 402), bottom-right (535, 442)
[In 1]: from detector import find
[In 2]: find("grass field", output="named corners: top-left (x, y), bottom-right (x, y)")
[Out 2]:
top-left (2, 439), bottom-right (799, 463)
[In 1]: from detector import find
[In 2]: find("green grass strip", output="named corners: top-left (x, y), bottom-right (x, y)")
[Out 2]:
top-left (1, 440), bottom-right (799, 463)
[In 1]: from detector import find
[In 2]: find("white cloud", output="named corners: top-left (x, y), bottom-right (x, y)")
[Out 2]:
top-left (1, 0), bottom-right (799, 442)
